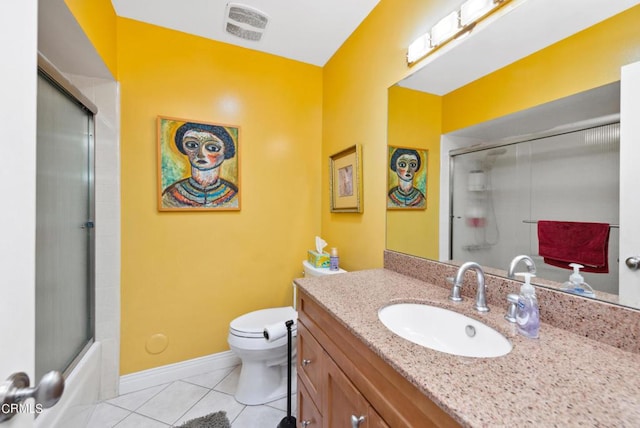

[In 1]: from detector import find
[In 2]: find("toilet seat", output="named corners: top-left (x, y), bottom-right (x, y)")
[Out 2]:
top-left (229, 306), bottom-right (297, 339)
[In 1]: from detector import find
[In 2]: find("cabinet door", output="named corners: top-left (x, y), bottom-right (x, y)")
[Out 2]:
top-left (298, 380), bottom-right (323, 428)
top-left (324, 356), bottom-right (371, 428)
top-left (298, 322), bottom-right (325, 409)
top-left (368, 407), bottom-right (390, 428)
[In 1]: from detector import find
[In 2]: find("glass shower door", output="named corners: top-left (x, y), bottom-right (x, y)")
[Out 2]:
top-left (35, 72), bottom-right (94, 381)
top-left (450, 123), bottom-right (620, 294)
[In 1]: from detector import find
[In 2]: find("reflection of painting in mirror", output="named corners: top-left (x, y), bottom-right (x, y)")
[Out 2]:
top-left (387, 146), bottom-right (427, 209)
top-left (386, 84), bottom-right (441, 260)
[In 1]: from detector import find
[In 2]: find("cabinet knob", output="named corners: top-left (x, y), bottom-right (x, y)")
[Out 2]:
top-left (302, 359), bottom-right (312, 366)
top-left (351, 415), bottom-right (365, 428)
top-left (301, 420), bottom-right (312, 427)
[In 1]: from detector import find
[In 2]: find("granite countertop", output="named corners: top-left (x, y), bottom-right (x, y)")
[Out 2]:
top-left (296, 268), bottom-right (640, 427)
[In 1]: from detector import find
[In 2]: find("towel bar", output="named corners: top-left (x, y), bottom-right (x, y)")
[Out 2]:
top-left (522, 220), bottom-right (619, 229)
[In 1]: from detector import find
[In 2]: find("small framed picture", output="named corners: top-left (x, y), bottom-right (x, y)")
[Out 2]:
top-left (329, 144), bottom-right (363, 213)
top-left (157, 116), bottom-right (240, 211)
top-left (387, 146), bottom-right (427, 210)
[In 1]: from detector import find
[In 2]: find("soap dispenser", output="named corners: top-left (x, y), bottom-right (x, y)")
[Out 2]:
top-left (560, 263), bottom-right (595, 297)
top-left (515, 272), bottom-right (540, 339)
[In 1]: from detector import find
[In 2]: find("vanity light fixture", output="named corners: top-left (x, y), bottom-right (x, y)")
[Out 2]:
top-left (431, 11), bottom-right (459, 46)
top-left (460, 0), bottom-right (497, 26)
top-left (406, 0), bottom-right (512, 66)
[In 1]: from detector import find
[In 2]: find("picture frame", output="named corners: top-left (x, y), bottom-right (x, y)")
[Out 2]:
top-left (387, 146), bottom-right (427, 210)
top-left (329, 144), bottom-right (363, 213)
top-left (157, 116), bottom-right (240, 211)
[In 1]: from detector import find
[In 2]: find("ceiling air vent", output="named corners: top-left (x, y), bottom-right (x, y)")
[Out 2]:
top-left (225, 3), bottom-right (269, 42)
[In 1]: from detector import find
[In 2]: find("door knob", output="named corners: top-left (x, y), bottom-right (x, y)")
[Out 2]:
top-left (626, 256), bottom-right (640, 270)
top-left (0, 371), bottom-right (64, 422)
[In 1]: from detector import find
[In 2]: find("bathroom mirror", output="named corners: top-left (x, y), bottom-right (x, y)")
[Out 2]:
top-left (386, 79), bottom-right (640, 308)
top-left (385, 4), bottom-right (640, 311)
top-left (386, 2), bottom-right (640, 308)
top-left (386, 59), bottom-right (640, 308)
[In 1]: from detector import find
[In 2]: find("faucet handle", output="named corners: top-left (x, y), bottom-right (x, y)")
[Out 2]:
top-left (449, 280), bottom-right (463, 302)
top-left (504, 293), bottom-right (519, 323)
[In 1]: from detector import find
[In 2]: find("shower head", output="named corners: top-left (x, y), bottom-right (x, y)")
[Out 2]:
top-left (482, 147), bottom-right (507, 170)
top-left (486, 147), bottom-right (507, 157)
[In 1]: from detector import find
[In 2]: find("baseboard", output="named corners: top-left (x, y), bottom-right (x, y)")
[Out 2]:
top-left (119, 351), bottom-right (240, 395)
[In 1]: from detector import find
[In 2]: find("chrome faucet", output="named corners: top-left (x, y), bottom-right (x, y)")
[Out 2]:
top-left (450, 261), bottom-right (489, 312)
top-left (508, 255), bottom-right (537, 278)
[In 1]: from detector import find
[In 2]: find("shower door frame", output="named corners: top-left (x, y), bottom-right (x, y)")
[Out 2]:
top-left (36, 58), bottom-right (98, 379)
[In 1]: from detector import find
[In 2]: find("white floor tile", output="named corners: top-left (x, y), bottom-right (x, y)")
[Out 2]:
top-left (86, 402), bottom-right (131, 427)
top-left (113, 412), bottom-right (169, 428)
top-left (213, 366), bottom-right (241, 395)
top-left (106, 384), bottom-right (168, 411)
top-left (135, 381), bottom-right (208, 425)
top-left (265, 394), bottom-right (297, 416)
top-left (93, 363), bottom-right (291, 428)
top-left (182, 366), bottom-right (236, 389)
top-left (231, 405), bottom-right (286, 428)
top-left (174, 391), bottom-right (245, 426)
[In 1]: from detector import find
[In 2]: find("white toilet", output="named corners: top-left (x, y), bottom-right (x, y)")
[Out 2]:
top-left (227, 260), bottom-right (346, 405)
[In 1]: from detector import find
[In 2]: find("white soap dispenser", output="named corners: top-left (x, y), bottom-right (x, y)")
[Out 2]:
top-left (560, 263), bottom-right (595, 297)
top-left (515, 272), bottom-right (540, 339)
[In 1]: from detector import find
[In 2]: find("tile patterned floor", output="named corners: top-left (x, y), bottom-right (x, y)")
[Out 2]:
top-left (86, 366), bottom-right (297, 427)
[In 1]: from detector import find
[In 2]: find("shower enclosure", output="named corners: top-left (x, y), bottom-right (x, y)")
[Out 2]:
top-left (35, 70), bottom-right (95, 381)
top-left (450, 123), bottom-right (620, 294)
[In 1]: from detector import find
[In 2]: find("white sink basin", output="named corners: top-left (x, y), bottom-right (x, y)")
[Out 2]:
top-left (378, 303), bottom-right (512, 358)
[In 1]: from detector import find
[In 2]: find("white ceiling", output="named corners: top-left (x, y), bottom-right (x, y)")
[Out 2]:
top-left (42, 0), bottom-right (640, 94)
top-left (110, 0), bottom-right (380, 67)
top-left (399, 0), bottom-right (640, 95)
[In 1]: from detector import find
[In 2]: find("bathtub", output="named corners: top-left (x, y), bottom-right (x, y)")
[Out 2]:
top-left (35, 342), bottom-right (101, 428)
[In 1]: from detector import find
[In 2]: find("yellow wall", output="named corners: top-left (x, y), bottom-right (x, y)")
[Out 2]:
top-left (64, 0), bottom-right (117, 77)
top-left (442, 5), bottom-right (640, 133)
top-left (117, 18), bottom-right (322, 374)
top-left (386, 86), bottom-right (441, 259)
top-left (325, 2), bottom-right (640, 271)
top-left (63, 0), bottom-right (640, 374)
top-left (321, 0), bottom-right (447, 270)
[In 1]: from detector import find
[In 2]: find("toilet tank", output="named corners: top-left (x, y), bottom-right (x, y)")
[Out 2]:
top-left (302, 260), bottom-right (346, 277)
top-left (293, 261), bottom-right (347, 310)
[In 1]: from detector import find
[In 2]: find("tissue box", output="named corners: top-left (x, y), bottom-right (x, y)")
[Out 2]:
top-left (307, 250), bottom-right (330, 268)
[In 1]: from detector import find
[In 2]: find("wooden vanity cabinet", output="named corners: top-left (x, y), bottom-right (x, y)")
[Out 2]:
top-left (297, 289), bottom-right (460, 428)
top-left (298, 380), bottom-right (322, 428)
top-left (324, 354), bottom-right (389, 428)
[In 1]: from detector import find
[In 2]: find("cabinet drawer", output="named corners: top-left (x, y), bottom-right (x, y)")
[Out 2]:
top-left (324, 355), bottom-right (371, 428)
top-left (297, 321), bottom-right (324, 409)
top-left (297, 380), bottom-right (323, 428)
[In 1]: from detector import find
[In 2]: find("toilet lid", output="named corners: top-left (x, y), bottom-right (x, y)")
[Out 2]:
top-left (230, 306), bottom-right (297, 338)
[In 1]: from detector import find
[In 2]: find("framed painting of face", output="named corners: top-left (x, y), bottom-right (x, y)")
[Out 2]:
top-left (157, 116), bottom-right (240, 211)
top-left (387, 146), bottom-right (427, 210)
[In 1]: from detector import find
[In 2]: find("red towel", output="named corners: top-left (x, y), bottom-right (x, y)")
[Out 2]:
top-left (537, 221), bottom-right (610, 273)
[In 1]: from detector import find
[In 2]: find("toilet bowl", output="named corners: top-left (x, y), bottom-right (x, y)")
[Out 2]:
top-left (227, 261), bottom-right (346, 405)
top-left (227, 306), bottom-right (297, 405)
